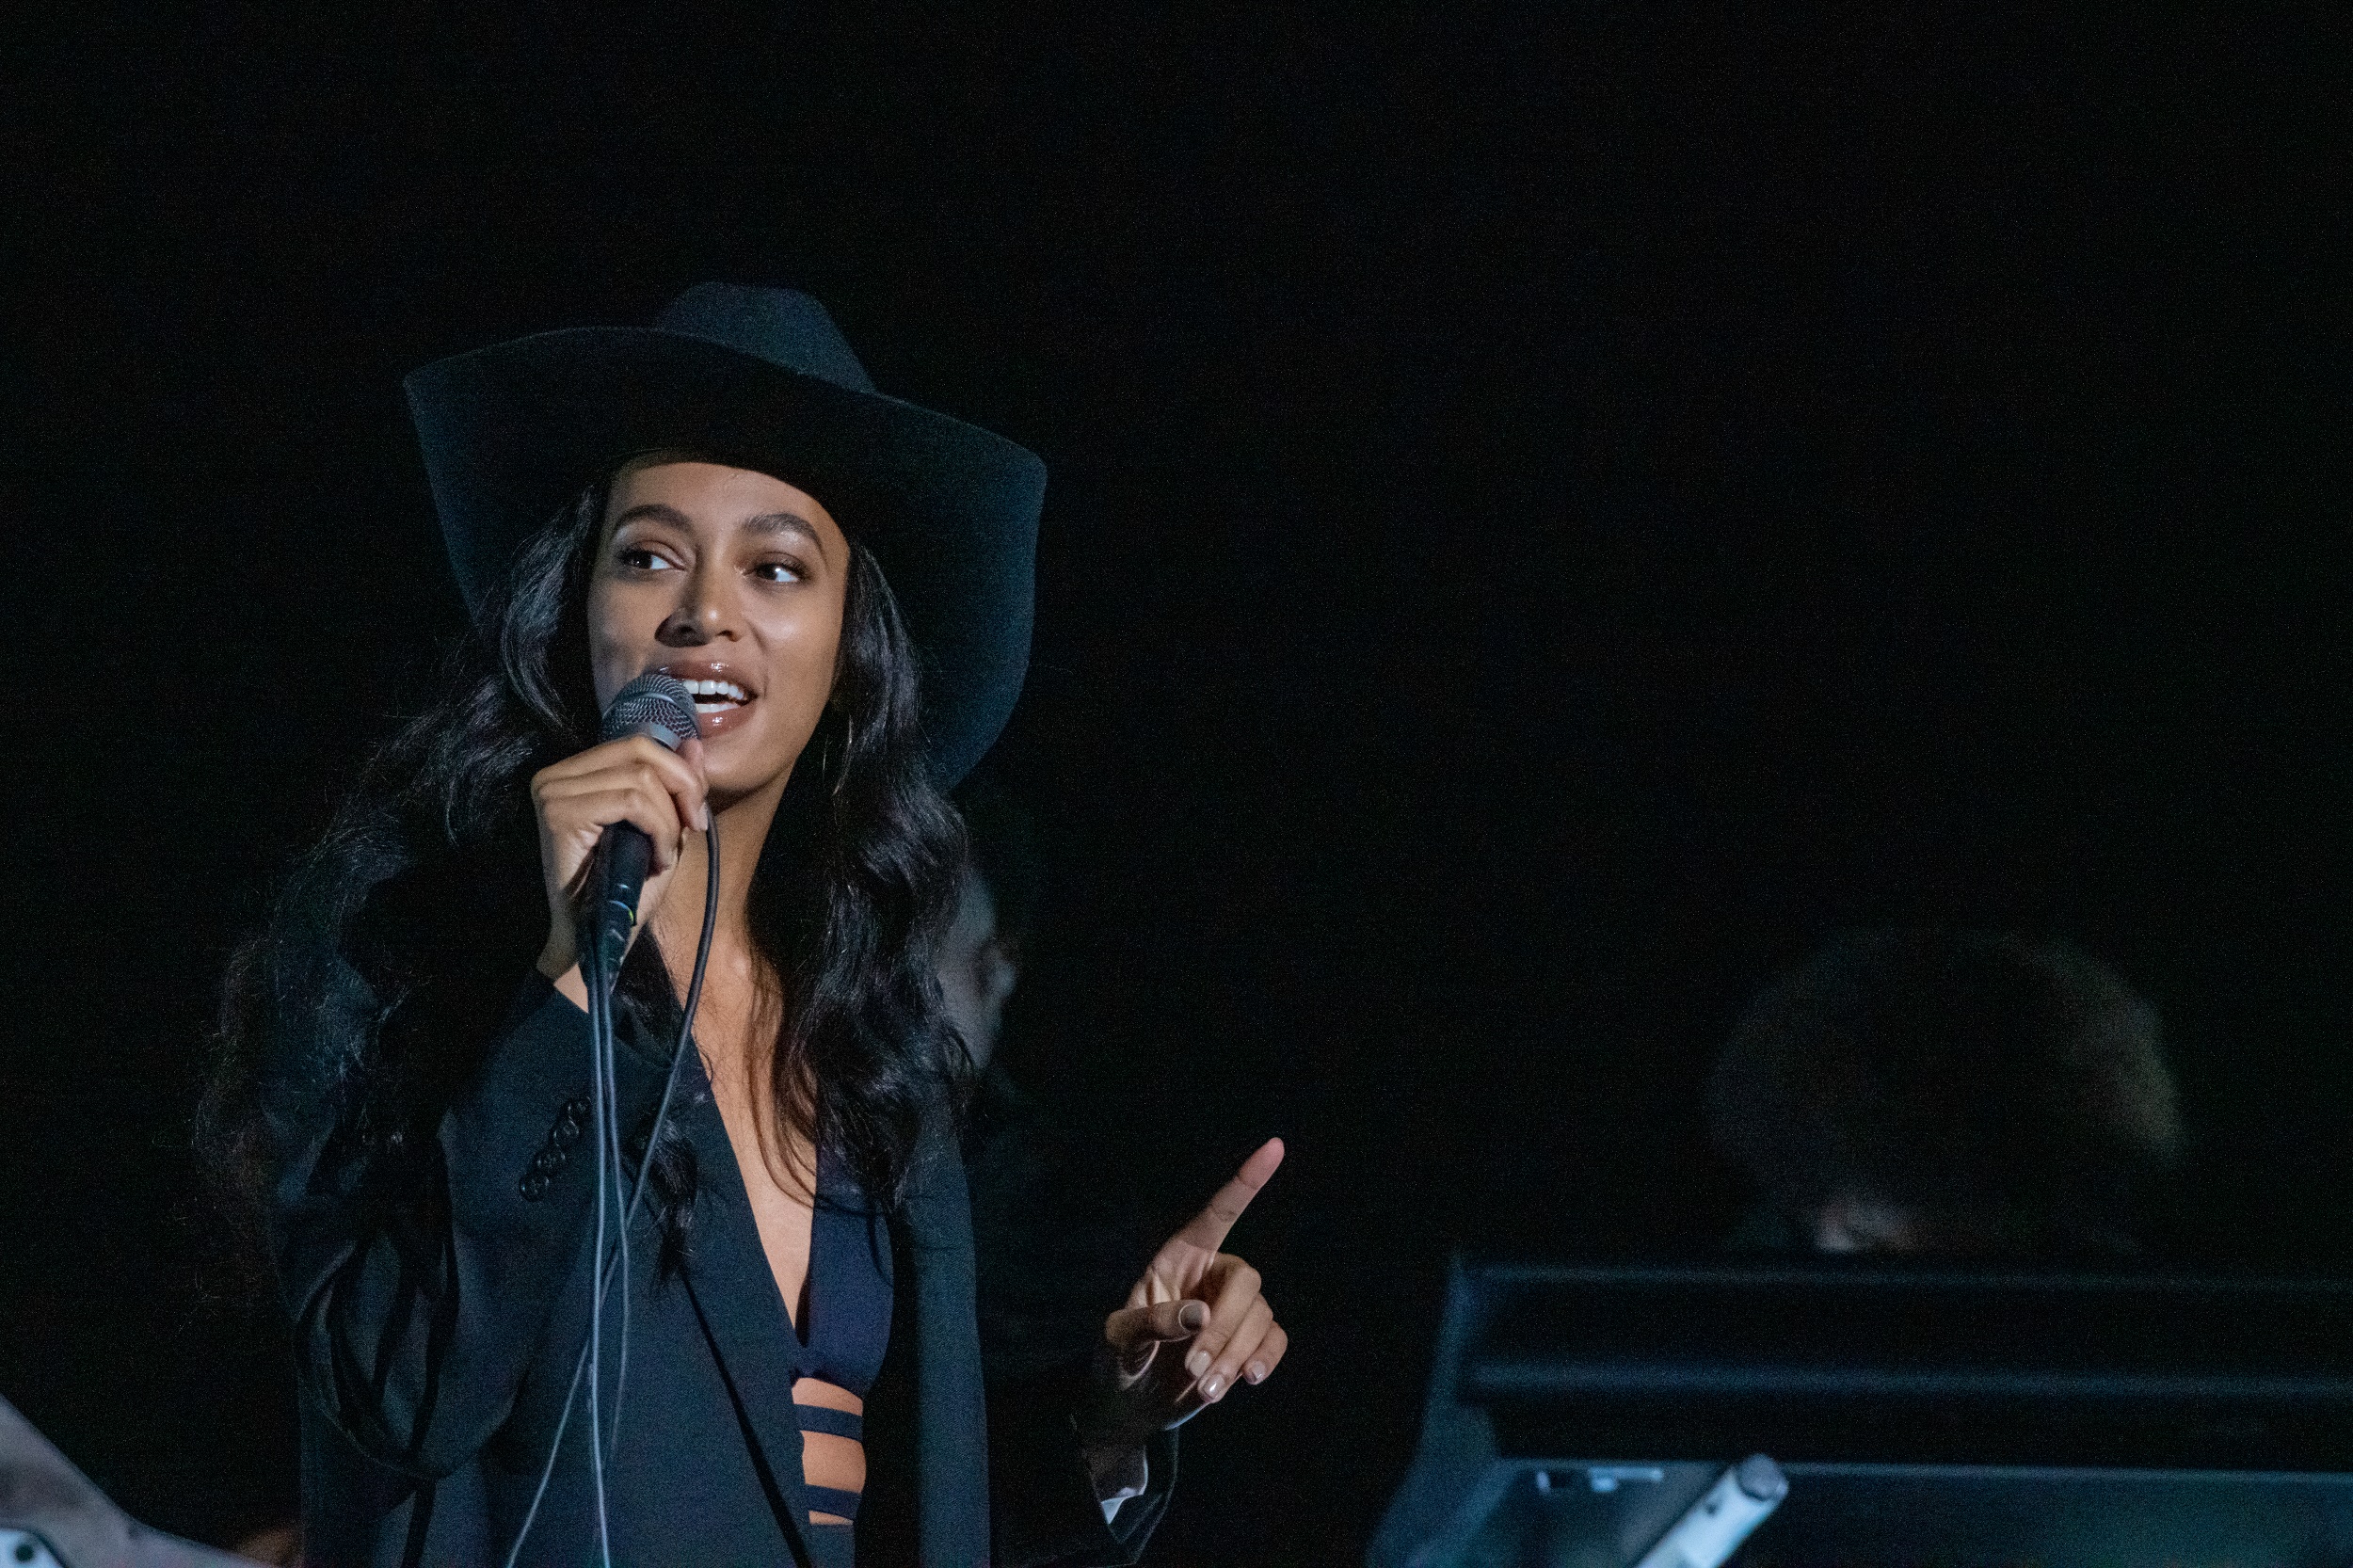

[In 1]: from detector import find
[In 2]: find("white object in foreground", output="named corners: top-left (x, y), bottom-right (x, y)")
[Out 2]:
top-left (1631, 1454), bottom-right (1787, 1568)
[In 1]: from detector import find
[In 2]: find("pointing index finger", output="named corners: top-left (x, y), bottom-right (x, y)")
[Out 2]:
top-left (1170, 1137), bottom-right (1285, 1253)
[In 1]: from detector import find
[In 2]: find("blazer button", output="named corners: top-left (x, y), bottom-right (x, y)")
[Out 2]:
top-left (552, 1116), bottom-right (583, 1151)
top-left (565, 1094), bottom-right (591, 1120)
top-left (532, 1146), bottom-right (565, 1176)
top-left (519, 1168), bottom-right (552, 1202)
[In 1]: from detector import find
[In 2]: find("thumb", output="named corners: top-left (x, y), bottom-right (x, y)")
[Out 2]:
top-left (1103, 1298), bottom-right (1208, 1354)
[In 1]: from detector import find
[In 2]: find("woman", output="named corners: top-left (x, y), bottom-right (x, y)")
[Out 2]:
top-left (203, 285), bottom-right (1287, 1566)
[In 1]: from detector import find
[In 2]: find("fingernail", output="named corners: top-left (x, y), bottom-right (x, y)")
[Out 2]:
top-left (697, 803), bottom-right (711, 829)
top-left (1246, 1362), bottom-right (1268, 1384)
top-left (1201, 1372), bottom-right (1227, 1401)
top-left (1178, 1302), bottom-right (1208, 1332)
top-left (1185, 1349), bottom-right (1211, 1380)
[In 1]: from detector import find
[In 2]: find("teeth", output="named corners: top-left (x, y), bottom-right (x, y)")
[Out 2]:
top-left (679, 678), bottom-right (748, 704)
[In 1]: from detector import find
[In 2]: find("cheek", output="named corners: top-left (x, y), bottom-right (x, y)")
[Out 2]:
top-left (583, 586), bottom-right (638, 707)
top-left (585, 575), bottom-right (691, 696)
top-left (757, 602), bottom-right (846, 712)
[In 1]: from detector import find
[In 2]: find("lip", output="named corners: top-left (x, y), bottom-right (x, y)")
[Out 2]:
top-left (652, 660), bottom-right (759, 739)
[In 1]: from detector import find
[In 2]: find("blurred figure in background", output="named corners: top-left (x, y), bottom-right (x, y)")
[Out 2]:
top-left (1707, 929), bottom-right (2184, 1259)
top-left (939, 768), bottom-right (1037, 1078)
top-left (946, 772), bottom-right (1147, 1383)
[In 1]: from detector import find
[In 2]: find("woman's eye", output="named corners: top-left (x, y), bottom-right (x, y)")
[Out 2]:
top-left (618, 546), bottom-right (676, 572)
top-left (750, 560), bottom-right (807, 584)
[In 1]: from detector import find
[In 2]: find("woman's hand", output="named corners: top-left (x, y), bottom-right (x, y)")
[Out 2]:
top-left (1079, 1138), bottom-right (1289, 1456)
top-left (530, 734), bottom-right (709, 984)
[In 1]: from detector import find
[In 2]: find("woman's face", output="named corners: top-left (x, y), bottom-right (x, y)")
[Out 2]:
top-left (585, 458), bottom-right (851, 808)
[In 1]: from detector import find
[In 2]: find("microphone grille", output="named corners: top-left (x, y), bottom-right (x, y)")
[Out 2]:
top-left (600, 672), bottom-right (700, 751)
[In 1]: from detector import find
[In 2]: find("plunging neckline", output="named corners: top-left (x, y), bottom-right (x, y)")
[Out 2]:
top-left (678, 1041), bottom-right (892, 1406)
top-left (784, 1155), bottom-right (824, 1351)
top-left (684, 1041), bottom-right (821, 1343)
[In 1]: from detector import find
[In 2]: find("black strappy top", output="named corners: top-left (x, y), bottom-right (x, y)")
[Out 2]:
top-left (796, 1147), bottom-right (894, 1563)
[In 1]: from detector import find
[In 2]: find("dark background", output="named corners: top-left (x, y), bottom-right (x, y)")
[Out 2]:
top-left (3, 6), bottom-right (2347, 1560)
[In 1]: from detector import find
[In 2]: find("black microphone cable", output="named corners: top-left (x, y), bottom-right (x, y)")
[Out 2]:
top-left (503, 809), bottom-right (719, 1568)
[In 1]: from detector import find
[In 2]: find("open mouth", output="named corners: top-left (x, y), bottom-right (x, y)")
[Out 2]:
top-left (680, 678), bottom-right (752, 717)
top-left (652, 664), bottom-right (758, 736)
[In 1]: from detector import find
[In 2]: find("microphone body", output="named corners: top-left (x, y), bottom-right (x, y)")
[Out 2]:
top-left (583, 673), bottom-right (701, 984)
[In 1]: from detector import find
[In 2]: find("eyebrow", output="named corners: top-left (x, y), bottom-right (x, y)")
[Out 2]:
top-left (740, 511), bottom-right (823, 545)
top-left (612, 504), bottom-right (823, 546)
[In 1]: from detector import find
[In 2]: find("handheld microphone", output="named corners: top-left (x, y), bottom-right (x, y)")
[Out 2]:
top-left (582, 672), bottom-right (700, 986)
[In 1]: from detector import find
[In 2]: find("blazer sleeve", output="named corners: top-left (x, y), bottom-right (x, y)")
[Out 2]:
top-left (264, 971), bottom-right (670, 1480)
top-left (987, 1360), bottom-right (1179, 1568)
top-left (966, 1068), bottom-right (1182, 1566)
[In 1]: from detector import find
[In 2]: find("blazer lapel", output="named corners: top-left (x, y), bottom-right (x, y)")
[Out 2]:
top-left (669, 1055), bottom-right (817, 1562)
top-left (902, 1119), bottom-right (992, 1567)
top-left (851, 1114), bottom-right (993, 1568)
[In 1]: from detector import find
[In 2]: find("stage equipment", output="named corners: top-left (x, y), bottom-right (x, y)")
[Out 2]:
top-left (1370, 1261), bottom-right (2353, 1567)
top-left (0, 1395), bottom-right (257, 1568)
top-left (1631, 1456), bottom-right (1784, 1568)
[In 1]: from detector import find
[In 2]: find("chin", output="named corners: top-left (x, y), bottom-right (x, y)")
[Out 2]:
top-left (708, 744), bottom-right (808, 802)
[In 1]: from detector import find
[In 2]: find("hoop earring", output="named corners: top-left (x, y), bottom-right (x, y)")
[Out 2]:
top-left (832, 714), bottom-right (856, 798)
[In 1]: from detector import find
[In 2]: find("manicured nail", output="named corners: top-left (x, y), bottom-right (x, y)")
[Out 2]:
top-left (1201, 1372), bottom-right (1227, 1401)
top-left (1185, 1349), bottom-right (1211, 1380)
top-left (697, 803), bottom-right (711, 829)
top-left (1178, 1302), bottom-right (1208, 1332)
top-left (1246, 1362), bottom-right (1268, 1384)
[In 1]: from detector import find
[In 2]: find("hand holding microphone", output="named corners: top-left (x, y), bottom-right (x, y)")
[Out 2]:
top-left (531, 672), bottom-right (708, 994)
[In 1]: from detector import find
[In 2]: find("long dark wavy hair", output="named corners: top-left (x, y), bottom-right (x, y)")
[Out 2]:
top-left (200, 463), bottom-right (970, 1282)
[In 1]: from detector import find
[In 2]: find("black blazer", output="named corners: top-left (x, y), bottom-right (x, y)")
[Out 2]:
top-left (270, 974), bottom-right (1174, 1566)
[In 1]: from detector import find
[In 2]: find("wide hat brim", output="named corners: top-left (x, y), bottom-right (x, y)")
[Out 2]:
top-left (406, 326), bottom-right (1044, 788)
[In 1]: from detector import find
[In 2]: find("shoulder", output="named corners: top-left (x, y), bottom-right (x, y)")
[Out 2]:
top-left (257, 841), bottom-right (544, 1112)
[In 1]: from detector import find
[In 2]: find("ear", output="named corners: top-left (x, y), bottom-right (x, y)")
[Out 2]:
top-left (980, 936), bottom-right (1021, 1005)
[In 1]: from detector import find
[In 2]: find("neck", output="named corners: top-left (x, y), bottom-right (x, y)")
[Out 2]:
top-left (648, 768), bottom-right (792, 987)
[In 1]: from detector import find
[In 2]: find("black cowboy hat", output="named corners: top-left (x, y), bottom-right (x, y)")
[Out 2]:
top-left (405, 283), bottom-right (1043, 788)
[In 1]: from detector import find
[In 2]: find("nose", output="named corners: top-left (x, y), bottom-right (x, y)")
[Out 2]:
top-left (655, 568), bottom-right (735, 647)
